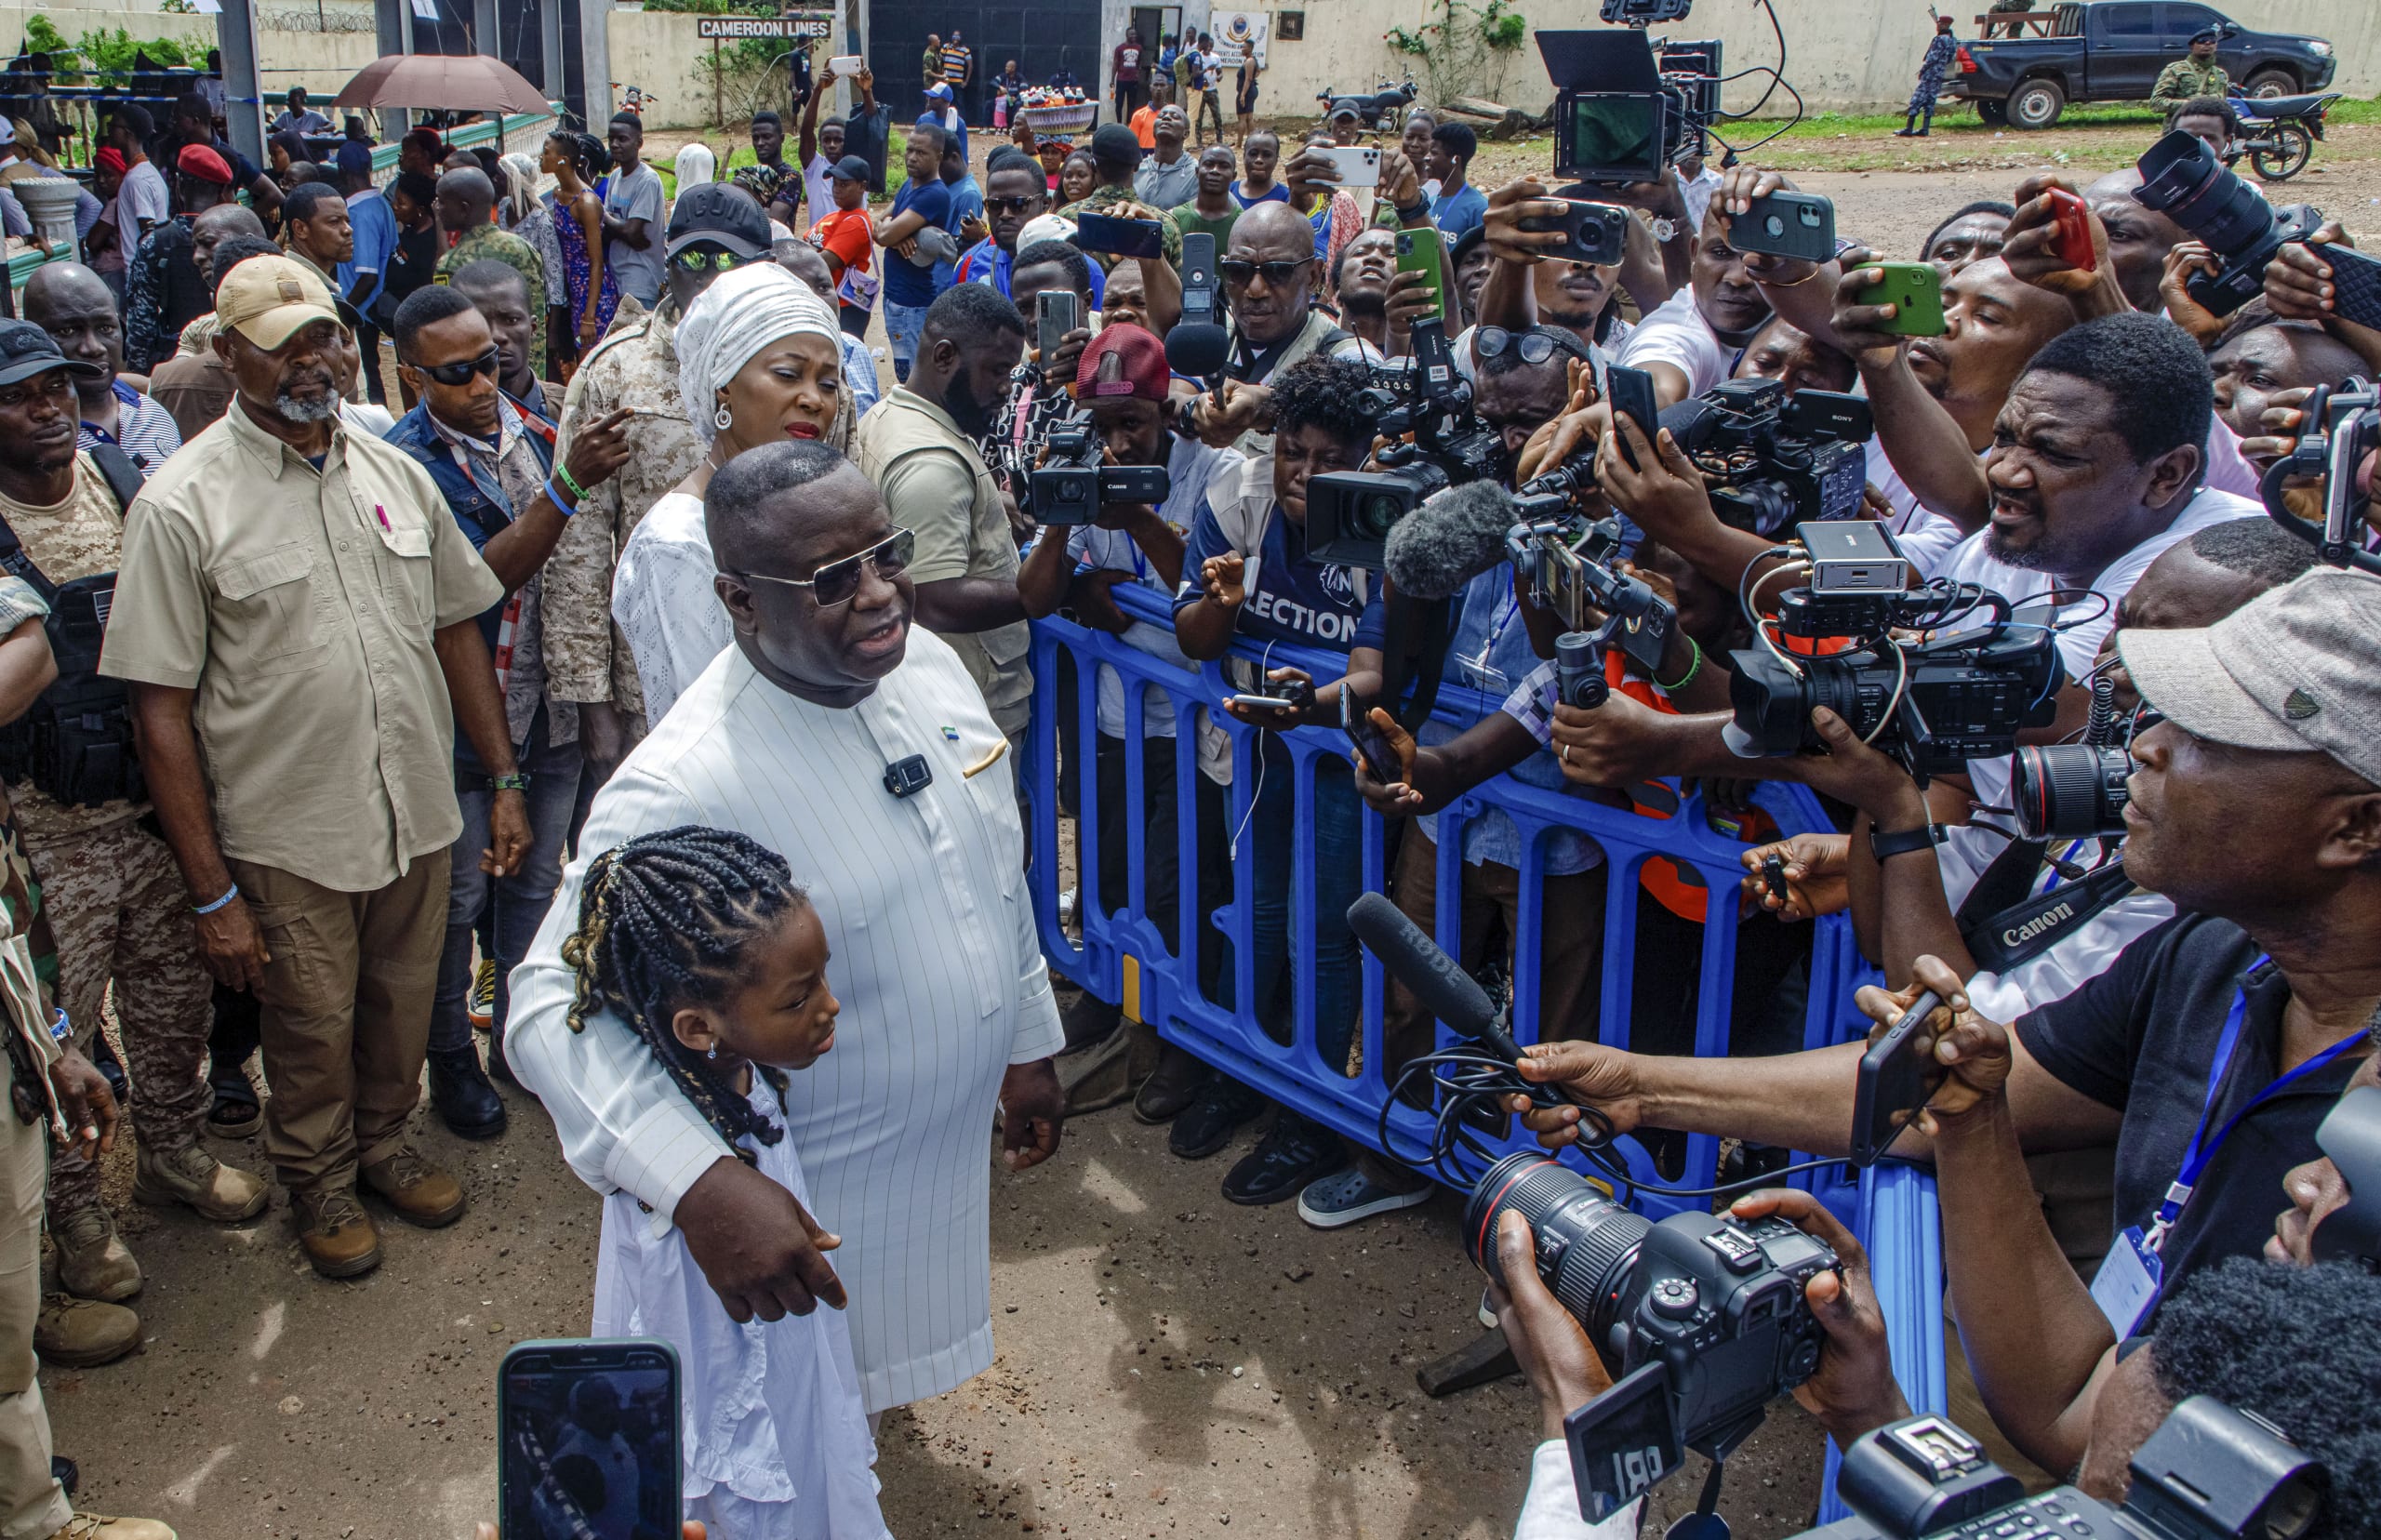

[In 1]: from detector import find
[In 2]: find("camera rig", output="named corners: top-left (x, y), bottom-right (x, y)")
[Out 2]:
top-left (1503, 494), bottom-right (1676, 707)
top-left (2259, 378), bottom-right (2381, 576)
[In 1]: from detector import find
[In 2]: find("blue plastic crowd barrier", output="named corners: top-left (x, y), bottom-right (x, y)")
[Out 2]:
top-left (1024, 585), bottom-right (1947, 1501)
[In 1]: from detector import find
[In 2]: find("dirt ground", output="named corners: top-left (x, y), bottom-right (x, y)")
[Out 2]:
top-left (50, 106), bottom-right (2380, 1539)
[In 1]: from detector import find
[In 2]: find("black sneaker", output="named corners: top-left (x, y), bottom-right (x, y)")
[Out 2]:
top-left (1168, 1076), bottom-right (1266, 1160)
top-left (1221, 1114), bottom-right (1349, 1205)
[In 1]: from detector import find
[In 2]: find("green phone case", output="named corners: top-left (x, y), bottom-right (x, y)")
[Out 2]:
top-left (1856, 260), bottom-right (1946, 337)
top-left (1395, 228), bottom-right (1447, 321)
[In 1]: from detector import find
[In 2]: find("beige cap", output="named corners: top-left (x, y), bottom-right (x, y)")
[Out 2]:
top-left (2118, 566), bottom-right (2381, 787)
top-left (214, 253), bottom-right (340, 351)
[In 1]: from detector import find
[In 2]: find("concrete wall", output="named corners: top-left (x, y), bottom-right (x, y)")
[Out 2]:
top-left (0, 1), bottom-right (379, 106)
top-left (1082, 0), bottom-right (2381, 121)
top-left (600, 7), bottom-right (857, 131)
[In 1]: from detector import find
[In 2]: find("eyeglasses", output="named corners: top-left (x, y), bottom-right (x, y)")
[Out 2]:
top-left (1474, 326), bottom-right (1585, 366)
top-left (671, 248), bottom-right (751, 274)
top-left (985, 195), bottom-right (1040, 215)
top-left (1218, 257), bottom-right (1310, 290)
top-left (735, 528), bottom-right (915, 608)
top-left (417, 347), bottom-right (500, 387)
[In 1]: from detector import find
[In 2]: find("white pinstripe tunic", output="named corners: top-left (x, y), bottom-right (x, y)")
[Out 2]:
top-left (511, 629), bottom-right (1065, 1413)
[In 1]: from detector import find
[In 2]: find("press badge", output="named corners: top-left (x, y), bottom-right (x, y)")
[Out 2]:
top-left (2089, 1225), bottom-right (2163, 1335)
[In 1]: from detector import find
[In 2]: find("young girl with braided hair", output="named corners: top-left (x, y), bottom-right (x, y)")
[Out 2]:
top-left (567, 824), bottom-right (890, 1540)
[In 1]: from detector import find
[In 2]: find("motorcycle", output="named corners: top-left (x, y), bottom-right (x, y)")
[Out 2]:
top-left (1313, 75), bottom-right (1418, 134)
top-left (2227, 87), bottom-right (2341, 182)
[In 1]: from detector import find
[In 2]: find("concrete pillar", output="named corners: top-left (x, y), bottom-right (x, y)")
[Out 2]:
top-left (579, 0), bottom-right (612, 123)
top-left (375, 0), bottom-right (416, 144)
top-left (474, 0), bottom-right (499, 59)
top-left (539, 0), bottom-right (565, 101)
top-left (216, 0), bottom-right (268, 167)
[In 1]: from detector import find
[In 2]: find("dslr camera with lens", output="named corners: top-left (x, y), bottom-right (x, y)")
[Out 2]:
top-left (1802, 1398), bottom-right (2329, 1540)
top-left (1305, 319), bottom-right (1505, 567)
top-left (2132, 130), bottom-right (2327, 321)
top-left (1467, 1152), bottom-right (1836, 1520)
top-left (1723, 524), bottom-right (2067, 780)
top-left (1660, 378), bottom-right (1873, 537)
top-left (1020, 406), bottom-right (1174, 527)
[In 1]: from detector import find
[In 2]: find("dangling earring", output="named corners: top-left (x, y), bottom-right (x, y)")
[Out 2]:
top-left (705, 1043), bottom-right (721, 1061)
top-left (714, 403), bottom-right (734, 431)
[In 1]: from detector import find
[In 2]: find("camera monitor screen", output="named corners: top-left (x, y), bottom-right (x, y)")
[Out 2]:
top-left (1564, 1361), bottom-right (1684, 1521)
top-left (1558, 94), bottom-right (1666, 184)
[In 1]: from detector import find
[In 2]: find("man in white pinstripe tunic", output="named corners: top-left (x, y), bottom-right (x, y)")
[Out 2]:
top-left (509, 442), bottom-right (1068, 1414)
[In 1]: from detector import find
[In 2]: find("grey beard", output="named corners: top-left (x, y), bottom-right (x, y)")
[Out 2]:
top-left (275, 391), bottom-right (339, 423)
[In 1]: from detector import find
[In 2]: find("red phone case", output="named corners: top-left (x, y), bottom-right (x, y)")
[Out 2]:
top-left (2047, 187), bottom-right (2097, 273)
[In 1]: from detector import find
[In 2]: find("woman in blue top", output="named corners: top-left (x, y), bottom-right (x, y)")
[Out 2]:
top-left (1170, 355), bottom-right (1384, 1205)
top-left (1228, 130), bottom-right (1289, 210)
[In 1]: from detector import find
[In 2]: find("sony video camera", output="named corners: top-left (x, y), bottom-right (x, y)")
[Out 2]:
top-left (1723, 523), bottom-right (2066, 780)
top-left (1537, 27), bottom-right (1723, 187)
top-left (1468, 1152), bottom-right (1836, 1521)
top-left (1799, 1399), bottom-right (2330, 1540)
top-left (1662, 378), bottom-right (1873, 537)
top-left (1015, 406), bottom-right (1173, 527)
top-left (1305, 319), bottom-right (1505, 567)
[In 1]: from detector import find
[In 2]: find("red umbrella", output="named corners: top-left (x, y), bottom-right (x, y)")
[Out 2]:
top-left (331, 53), bottom-right (553, 116)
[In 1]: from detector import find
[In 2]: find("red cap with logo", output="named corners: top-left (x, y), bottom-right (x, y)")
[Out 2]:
top-left (1075, 322), bottom-right (1168, 403)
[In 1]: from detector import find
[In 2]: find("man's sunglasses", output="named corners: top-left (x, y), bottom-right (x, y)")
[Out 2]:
top-left (1475, 326), bottom-right (1586, 366)
top-left (671, 248), bottom-right (752, 274)
top-left (1219, 257), bottom-right (1310, 289)
top-left (418, 347), bottom-right (500, 387)
top-left (736, 527), bottom-right (915, 607)
top-left (984, 195), bottom-right (1040, 216)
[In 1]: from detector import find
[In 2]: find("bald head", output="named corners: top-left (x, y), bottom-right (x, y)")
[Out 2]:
top-left (774, 238), bottom-right (836, 305)
top-left (1226, 201), bottom-right (1321, 347)
top-left (1230, 198), bottom-right (1312, 259)
top-left (21, 261), bottom-right (114, 326)
top-left (193, 203), bottom-right (267, 244)
top-left (434, 167), bottom-right (495, 233)
top-left (707, 445), bottom-right (871, 575)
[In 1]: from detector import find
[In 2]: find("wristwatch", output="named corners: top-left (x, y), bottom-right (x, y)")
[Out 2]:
top-left (1648, 216), bottom-right (1679, 244)
top-left (488, 773), bottom-right (532, 792)
top-left (1868, 822), bottom-right (1947, 862)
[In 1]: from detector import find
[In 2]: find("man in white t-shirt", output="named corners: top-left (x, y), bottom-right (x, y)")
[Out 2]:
top-left (104, 106), bottom-right (169, 247)
top-left (1615, 200), bottom-right (1772, 406)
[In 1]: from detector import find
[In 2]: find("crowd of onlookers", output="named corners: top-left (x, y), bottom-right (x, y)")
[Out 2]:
top-left (0, 59), bottom-right (2365, 1540)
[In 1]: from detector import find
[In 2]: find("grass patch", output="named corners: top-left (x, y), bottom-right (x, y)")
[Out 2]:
top-left (1764, 95), bottom-right (2381, 139)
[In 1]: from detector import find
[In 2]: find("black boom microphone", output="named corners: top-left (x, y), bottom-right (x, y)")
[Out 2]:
top-left (1347, 892), bottom-right (1523, 1059)
top-left (1166, 231), bottom-right (1231, 379)
top-left (1383, 480), bottom-right (1520, 600)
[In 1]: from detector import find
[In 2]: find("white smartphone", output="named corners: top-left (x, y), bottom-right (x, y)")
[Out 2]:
top-left (1314, 145), bottom-right (1381, 189)
top-left (827, 54), bottom-right (863, 75)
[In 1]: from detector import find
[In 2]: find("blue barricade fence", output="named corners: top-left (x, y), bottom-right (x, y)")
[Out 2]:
top-left (1024, 584), bottom-right (1946, 1509)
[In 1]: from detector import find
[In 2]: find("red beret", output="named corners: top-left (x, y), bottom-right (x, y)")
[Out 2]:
top-left (176, 143), bottom-right (233, 185)
top-left (94, 147), bottom-right (126, 175)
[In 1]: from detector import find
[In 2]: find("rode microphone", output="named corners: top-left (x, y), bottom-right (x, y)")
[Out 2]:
top-left (1346, 892), bottom-right (1523, 1061)
top-left (1166, 231), bottom-right (1230, 380)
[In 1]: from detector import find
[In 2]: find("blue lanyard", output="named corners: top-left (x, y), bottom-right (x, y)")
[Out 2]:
top-left (2144, 955), bottom-right (2371, 1253)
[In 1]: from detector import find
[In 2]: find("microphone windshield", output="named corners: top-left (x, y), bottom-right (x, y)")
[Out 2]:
top-left (1164, 323), bottom-right (1230, 378)
top-left (1384, 480), bottom-right (1520, 600)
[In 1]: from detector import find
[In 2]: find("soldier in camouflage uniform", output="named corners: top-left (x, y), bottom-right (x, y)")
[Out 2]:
top-left (0, 325), bottom-right (268, 1308)
top-left (2153, 27), bottom-right (2233, 103)
top-left (433, 166), bottom-right (549, 373)
top-left (544, 192), bottom-right (769, 770)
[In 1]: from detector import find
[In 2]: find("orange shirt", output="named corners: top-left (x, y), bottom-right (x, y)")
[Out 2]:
top-left (1130, 105), bottom-right (1158, 149)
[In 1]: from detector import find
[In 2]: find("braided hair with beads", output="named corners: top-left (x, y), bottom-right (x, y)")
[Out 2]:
top-left (559, 824), bottom-right (810, 1158)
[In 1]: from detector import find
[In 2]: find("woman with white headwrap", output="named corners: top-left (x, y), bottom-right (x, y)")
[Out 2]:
top-left (609, 261), bottom-right (852, 722)
top-left (674, 140), bottom-right (718, 192)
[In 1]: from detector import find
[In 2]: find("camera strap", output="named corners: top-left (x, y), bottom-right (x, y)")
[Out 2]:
top-left (1960, 856), bottom-right (2137, 979)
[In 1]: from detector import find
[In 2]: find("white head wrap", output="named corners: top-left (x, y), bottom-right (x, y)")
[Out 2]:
top-left (675, 261), bottom-right (852, 451)
top-left (674, 142), bottom-right (717, 192)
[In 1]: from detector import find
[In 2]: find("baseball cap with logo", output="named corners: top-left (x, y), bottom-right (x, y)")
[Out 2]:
top-left (214, 253), bottom-right (342, 350)
top-left (0, 319), bottom-right (101, 388)
top-left (664, 180), bottom-right (772, 260)
top-left (1076, 323), bottom-right (1167, 403)
top-left (831, 154), bottom-right (872, 184)
top-left (2118, 567), bottom-right (2381, 788)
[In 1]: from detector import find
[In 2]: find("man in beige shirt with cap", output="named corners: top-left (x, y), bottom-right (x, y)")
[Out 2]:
top-left (100, 254), bottom-right (531, 1279)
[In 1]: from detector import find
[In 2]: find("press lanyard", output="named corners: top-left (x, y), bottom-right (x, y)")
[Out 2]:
top-left (2142, 957), bottom-right (2371, 1256)
top-left (1461, 591), bottom-right (1518, 690)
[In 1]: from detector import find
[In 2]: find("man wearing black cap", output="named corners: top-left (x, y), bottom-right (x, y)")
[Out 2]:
top-left (1326, 98), bottom-right (1363, 146)
top-left (545, 183), bottom-right (770, 779)
top-left (2154, 26), bottom-right (2232, 103)
top-left (1056, 123), bottom-right (1185, 268)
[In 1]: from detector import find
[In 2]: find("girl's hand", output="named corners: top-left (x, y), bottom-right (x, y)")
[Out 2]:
top-left (1201, 551), bottom-right (1245, 609)
top-left (1350, 707), bottom-right (1424, 812)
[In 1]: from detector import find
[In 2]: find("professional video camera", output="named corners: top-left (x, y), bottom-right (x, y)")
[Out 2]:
top-left (1723, 523), bottom-right (2066, 780)
top-left (1661, 378), bottom-right (1873, 537)
top-left (2258, 377), bottom-right (2381, 576)
top-left (1798, 1399), bottom-right (2328, 1540)
top-left (1015, 405), bottom-right (1173, 527)
top-left (1305, 319), bottom-right (1504, 567)
top-left (1600, 0), bottom-right (1694, 23)
top-left (1537, 26), bottom-right (1723, 187)
top-left (1468, 1152), bottom-right (1835, 1520)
